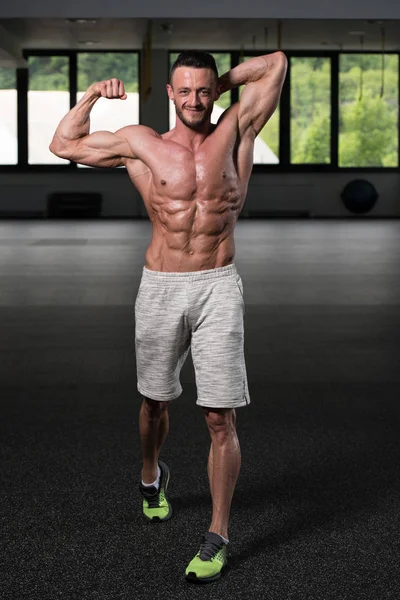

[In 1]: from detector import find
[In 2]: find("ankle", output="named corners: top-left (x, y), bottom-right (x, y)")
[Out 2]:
top-left (141, 464), bottom-right (161, 486)
top-left (209, 529), bottom-right (229, 544)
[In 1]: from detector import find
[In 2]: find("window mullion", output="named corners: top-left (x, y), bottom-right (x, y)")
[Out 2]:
top-left (279, 53), bottom-right (290, 167)
top-left (331, 53), bottom-right (339, 169)
top-left (231, 51), bottom-right (239, 105)
top-left (70, 52), bottom-right (77, 110)
top-left (69, 52), bottom-right (78, 169)
top-left (17, 67), bottom-right (28, 167)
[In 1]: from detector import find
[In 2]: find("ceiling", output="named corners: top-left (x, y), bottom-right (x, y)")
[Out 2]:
top-left (1, 18), bottom-right (399, 66)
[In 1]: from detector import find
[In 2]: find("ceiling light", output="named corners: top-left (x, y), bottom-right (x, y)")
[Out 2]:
top-left (66, 19), bottom-right (97, 24)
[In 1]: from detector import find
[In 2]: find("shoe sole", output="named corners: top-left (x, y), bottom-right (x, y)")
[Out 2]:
top-left (185, 562), bottom-right (227, 584)
top-left (143, 462), bottom-right (172, 523)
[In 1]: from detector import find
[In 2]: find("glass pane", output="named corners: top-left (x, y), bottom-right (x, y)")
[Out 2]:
top-left (339, 54), bottom-right (399, 167)
top-left (77, 52), bottom-right (139, 169)
top-left (291, 57), bottom-right (331, 164)
top-left (0, 68), bottom-right (17, 164)
top-left (239, 57), bottom-right (280, 165)
top-left (28, 56), bottom-right (70, 164)
top-left (169, 52), bottom-right (231, 129)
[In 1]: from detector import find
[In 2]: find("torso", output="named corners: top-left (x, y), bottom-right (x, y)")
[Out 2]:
top-left (124, 103), bottom-right (254, 272)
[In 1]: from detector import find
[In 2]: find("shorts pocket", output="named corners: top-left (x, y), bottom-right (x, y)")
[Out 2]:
top-left (234, 276), bottom-right (245, 310)
top-left (135, 281), bottom-right (147, 307)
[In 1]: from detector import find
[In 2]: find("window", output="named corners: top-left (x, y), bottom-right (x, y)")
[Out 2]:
top-left (291, 57), bottom-right (331, 164)
top-left (28, 56), bottom-right (70, 165)
top-left (0, 68), bottom-right (17, 165)
top-left (169, 52), bottom-right (231, 129)
top-left (3, 49), bottom-right (399, 173)
top-left (77, 52), bottom-right (139, 168)
top-left (339, 54), bottom-right (399, 167)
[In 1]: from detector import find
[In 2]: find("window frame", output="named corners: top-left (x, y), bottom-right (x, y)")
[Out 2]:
top-left (0, 48), bottom-right (399, 173)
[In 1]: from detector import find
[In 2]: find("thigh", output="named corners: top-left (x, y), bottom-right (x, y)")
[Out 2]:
top-left (191, 275), bottom-right (249, 409)
top-left (135, 281), bottom-right (191, 401)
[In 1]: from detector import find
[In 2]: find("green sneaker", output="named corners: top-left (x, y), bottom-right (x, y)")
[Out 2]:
top-left (185, 532), bottom-right (228, 583)
top-left (139, 460), bottom-right (172, 522)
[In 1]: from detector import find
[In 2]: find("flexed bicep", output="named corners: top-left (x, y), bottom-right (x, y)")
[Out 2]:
top-left (58, 125), bottom-right (159, 169)
top-left (69, 128), bottom-right (135, 168)
top-left (238, 56), bottom-right (287, 139)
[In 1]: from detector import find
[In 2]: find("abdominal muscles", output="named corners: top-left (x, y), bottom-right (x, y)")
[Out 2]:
top-left (146, 191), bottom-right (244, 272)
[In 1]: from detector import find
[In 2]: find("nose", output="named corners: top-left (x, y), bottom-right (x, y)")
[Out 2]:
top-left (187, 91), bottom-right (200, 106)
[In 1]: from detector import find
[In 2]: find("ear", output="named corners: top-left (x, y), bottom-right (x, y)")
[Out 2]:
top-left (214, 85), bottom-right (221, 102)
top-left (166, 83), bottom-right (175, 102)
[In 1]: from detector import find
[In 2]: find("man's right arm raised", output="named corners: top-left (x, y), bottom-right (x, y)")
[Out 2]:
top-left (49, 78), bottom-right (157, 168)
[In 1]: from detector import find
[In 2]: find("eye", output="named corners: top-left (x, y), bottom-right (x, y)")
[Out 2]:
top-left (179, 90), bottom-right (188, 95)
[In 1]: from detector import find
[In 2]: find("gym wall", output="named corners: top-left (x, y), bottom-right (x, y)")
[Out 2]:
top-left (0, 8), bottom-right (400, 217)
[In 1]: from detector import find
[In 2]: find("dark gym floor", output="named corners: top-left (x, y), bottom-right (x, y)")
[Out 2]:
top-left (1, 219), bottom-right (399, 600)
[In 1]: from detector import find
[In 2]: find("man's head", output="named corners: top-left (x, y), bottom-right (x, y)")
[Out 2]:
top-left (167, 51), bottom-right (221, 131)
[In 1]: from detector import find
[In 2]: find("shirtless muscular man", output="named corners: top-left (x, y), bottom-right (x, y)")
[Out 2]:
top-left (50, 50), bottom-right (287, 584)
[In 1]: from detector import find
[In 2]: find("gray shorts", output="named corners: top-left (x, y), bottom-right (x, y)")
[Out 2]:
top-left (134, 263), bottom-right (250, 409)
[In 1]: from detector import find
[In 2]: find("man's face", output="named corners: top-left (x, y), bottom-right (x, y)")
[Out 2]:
top-left (167, 67), bottom-right (220, 131)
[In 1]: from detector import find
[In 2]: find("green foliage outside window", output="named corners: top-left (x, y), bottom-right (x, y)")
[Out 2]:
top-left (77, 53), bottom-right (138, 93)
top-left (0, 68), bottom-right (16, 89)
top-left (23, 54), bottom-right (139, 92)
top-left (28, 56), bottom-right (69, 90)
top-left (339, 54), bottom-right (398, 167)
top-left (291, 58), bottom-right (331, 164)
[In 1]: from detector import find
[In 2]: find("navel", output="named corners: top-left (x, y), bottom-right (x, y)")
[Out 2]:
top-left (222, 171), bottom-right (226, 179)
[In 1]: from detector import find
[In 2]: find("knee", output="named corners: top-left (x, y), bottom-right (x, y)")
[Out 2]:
top-left (204, 408), bottom-right (236, 438)
top-left (142, 396), bottom-right (170, 418)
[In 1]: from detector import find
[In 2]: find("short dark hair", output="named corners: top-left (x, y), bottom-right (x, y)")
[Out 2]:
top-left (170, 51), bottom-right (218, 84)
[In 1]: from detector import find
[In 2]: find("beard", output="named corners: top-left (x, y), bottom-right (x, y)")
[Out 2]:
top-left (174, 103), bottom-right (213, 131)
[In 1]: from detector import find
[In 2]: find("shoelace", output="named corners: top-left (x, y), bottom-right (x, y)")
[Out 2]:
top-left (147, 492), bottom-right (160, 509)
top-left (140, 484), bottom-right (161, 509)
top-left (199, 537), bottom-right (224, 561)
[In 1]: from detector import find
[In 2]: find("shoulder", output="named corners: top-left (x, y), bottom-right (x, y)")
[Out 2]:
top-left (117, 125), bottom-right (162, 166)
top-left (116, 124), bottom-right (161, 140)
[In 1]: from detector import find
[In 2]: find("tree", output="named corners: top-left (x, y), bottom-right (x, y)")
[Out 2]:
top-left (340, 96), bottom-right (396, 166)
top-left (293, 112), bottom-right (330, 164)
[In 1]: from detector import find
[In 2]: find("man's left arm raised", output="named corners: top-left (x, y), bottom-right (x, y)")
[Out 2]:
top-left (218, 52), bottom-right (288, 139)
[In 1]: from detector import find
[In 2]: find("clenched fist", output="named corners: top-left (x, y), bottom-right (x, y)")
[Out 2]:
top-left (90, 78), bottom-right (127, 100)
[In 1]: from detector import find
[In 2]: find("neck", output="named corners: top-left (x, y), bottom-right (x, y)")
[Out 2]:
top-left (173, 116), bottom-right (213, 150)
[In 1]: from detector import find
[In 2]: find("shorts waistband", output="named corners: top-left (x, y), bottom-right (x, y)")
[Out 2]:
top-left (142, 263), bottom-right (238, 283)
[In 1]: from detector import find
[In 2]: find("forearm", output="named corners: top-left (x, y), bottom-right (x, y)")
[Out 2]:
top-left (50, 88), bottom-right (98, 150)
top-left (218, 51), bottom-right (286, 93)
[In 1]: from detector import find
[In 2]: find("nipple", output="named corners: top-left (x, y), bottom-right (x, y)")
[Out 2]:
top-left (161, 179), bottom-right (166, 185)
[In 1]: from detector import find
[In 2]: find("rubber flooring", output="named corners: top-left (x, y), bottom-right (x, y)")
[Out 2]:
top-left (1, 219), bottom-right (399, 600)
